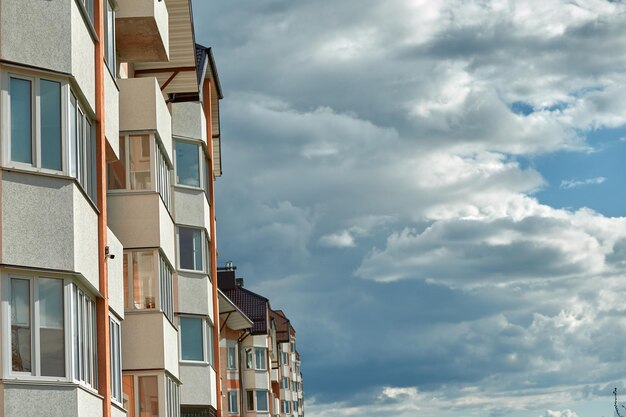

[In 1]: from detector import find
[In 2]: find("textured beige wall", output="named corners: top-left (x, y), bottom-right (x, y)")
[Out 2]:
top-left (172, 102), bottom-right (207, 142)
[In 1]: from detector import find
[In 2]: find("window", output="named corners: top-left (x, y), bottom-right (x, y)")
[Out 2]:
top-left (72, 284), bottom-right (97, 388)
top-left (8, 75), bottom-right (66, 173)
top-left (79, 0), bottom-right (94, 23)
top-left (281, 377), bottom-right (289, 389)
top-left (281, 400), bottom-right (290, 414)
top-left (180, 317), bottom-right (203, 361)
top-left (227, 346), bottom-right (237, 369)
top-left (104, 0), bottom-right (116, 73)
top-left (245, 349), bottom-right (253, 369)
top-left (256, 390), bottom-right (269, 412)
top-left (293, 401), bottom-right (299, 412)
top-left (255, 347), bottom-right (267, 370)
top-left (70, 93), bottom-right (97, 202)
top-left (281, 351), bottom-right (289, 366)
top-left (228, 391), bottom-right (238, 414)
top-left (139, 376), bottom-right (159, 417)
top-left (10, 277), bottom-right (65, 377)
top-left (110, 316), bottom-right (122, 403)
top-left (123, 250), bottom-right (174, 321)
top-left (207, 321), bottom-right (214, 366)
top-left (178, 227), bottom-right (203, 271)
top-left (246, 390), bottom-right (254, 411)
top-left (175, 140), bottom-right (200, 187)
top-left (107, 134), bottom-right (173, 210)
top-left (166, 375), bottom-right (180, 417)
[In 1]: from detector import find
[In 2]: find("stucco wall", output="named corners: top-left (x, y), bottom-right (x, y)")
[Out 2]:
top-left (172, 102), bottom-right (206, 142)
top-left (177, 273), bottom-right (212, 317)
top-left (179, 364), bottom-right (212, 406)
top-left (174, 188), bottom-right (211, 239)
top-left (107, 228), bottom-right (125, 319)
top-left (73, 186), bottom-right (99, 289)
top-left (70, 0), bottom-right (95, 110)
top-left (2, 383), bottom-right (102, 417)
top-left (122, 312), bottom-right (178, 377)
top-left (104, 69), bottom-right (120, 159)
top-left (0, 0), bottom-right (72, 74)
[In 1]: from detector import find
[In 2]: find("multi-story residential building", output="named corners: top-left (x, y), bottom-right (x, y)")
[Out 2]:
top-left (0, 1), bottom-right (227, 417)
top-left (271, 310), bottom-right (304, 417)
top-left (217, 267), bottom-right (304, 417)
top-left (217, 267), bottom-right (274, 417)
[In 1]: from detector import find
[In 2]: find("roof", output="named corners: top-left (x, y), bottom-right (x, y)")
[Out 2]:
top-left (270, 309), bottom-right (291, 343)
top-left (218, 289), bottom-right (253, 331)
top-left (222, 286), bottom-right (269, 335)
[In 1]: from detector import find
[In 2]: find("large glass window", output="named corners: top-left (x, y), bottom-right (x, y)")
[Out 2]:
top-left (178, 227), bottom-right (203, 271)
top-left (139, 376), bottom-right (159, 417)
top-left (11, 278), bottom-right (31, 372)
top-left (207, 321), bottom-right (214, 366)
top-left (70, 93), bottom-right (96, 202)
top-left (166, 375), bottom-right (180, 417)
top-left (227, 346), bottom-right (237, 369)
top-left (110, 316), bottom-right (122, 403)
top-left (256, 390), bottom-right (269, 412)
top-left (10, 276), bottom-right (68, 378)
top-left (72, 284), bottom-right (97, 388)
top-left (39, 278), bottom-right (65, 377)
top-left (104, 0), bottom-right (116, 73)
top-left (228, 391), bottom-right (238, 414)
top-left (129, 135), bottom-right (152, 190)
top-left (40, 80), bottom-right (62, 170)
top-left (9, 77), bottom-right (32, 164)
top-left (179, 317), bottom-right (204, 361)
top-left (175, 141), bottom-right (200, 187)
top-left (108, 135), bottom-right (172, 210)
top-left (123, 250), bottom-right (174, 320)
top-left (255, 347), bottom-right (267, 370)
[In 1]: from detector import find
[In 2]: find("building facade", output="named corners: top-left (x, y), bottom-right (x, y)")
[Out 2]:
top-left (0, 0), bottom-right (225, 416)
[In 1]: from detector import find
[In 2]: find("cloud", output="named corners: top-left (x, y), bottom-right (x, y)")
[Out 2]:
top-left (542, 410), bottom-right (579, 417)
top-left (318, 231), bottom-right (356, 248)
top-left (560, 177), bottom-right (607, 189)
top-left (192, 0), bottom-right (626, 415)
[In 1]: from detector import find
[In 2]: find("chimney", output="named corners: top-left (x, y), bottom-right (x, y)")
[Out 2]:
top-left (235, 278), bottom-right (244, 288)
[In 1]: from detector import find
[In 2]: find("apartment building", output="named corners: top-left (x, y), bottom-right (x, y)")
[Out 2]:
top-left (0, 0), bottom-right (225, 417)
top-left (271, 310), bottom-right (304, 417)
top-left (217, 267), bottom-right (304, 417)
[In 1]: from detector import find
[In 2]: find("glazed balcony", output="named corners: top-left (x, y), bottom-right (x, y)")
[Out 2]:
top-left (118, 77), bottom-right (172, 162)
top-left (116, 0), bottom-right (169, 62)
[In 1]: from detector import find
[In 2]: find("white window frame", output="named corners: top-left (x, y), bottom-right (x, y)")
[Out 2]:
top-left (107, 134), bottom-right (173, 211)
top-left (228, 390), bottom-right (238, 414)
top-left (2, 71), bottom-right (69, 175)
top-left (255, 390), bottom-right (269, 412)
top-left (254, 347), bottom-right (267, 371)
top-left (227, 345), bottom-right (237, 370)
top-left (173, 138), bottom-right (211, 202)
top-left (110, 314), bottom-right (122, 404)
top-left (176, 226), bottom-right (206, 273)
top-left (165, 374), bottom-right (180, 417)
top-left (123, 249), bottom-right (174, 321)
top-left (1, 272), bottom-right (99, 390)
top-left (178, 315), bottom-right (206, 363)
top-left (72, 283), bottom-right (98, 390)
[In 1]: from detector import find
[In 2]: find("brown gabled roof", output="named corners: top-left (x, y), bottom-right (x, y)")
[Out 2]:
top-left (222, 286), bottom-right (269, 335)
top-left (270, 309), bottom-right (291, 343)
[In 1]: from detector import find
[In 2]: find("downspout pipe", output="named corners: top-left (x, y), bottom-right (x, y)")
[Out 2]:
top-left (94, 1), bottom-right (111, 417)
top-left (204, 78), bottom-right (222, 417)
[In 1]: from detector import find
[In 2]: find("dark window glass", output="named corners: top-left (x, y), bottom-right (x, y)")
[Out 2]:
top-left (175, 141), bottom-right (200, 187)
top-left (40, 80), bottom-right (62, 170)
top-left (180, 317), bottom-right (203, 361)
top-left (10, 78), bottom-right (32, 164)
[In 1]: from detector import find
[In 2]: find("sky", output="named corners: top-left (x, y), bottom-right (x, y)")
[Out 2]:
top-left (192, 1), bottom-right (626, 416)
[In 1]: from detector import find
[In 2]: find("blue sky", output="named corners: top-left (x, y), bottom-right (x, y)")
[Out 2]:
top-left (192, 1), bottom-right (626, 416)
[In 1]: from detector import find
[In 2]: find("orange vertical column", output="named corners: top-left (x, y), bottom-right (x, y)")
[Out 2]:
top-left (204, 80), bottom-right (223, 417)
top-left (94, 0), bottom-right (112, 416)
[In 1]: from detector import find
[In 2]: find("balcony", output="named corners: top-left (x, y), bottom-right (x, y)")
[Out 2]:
top-left (116, 0), bottom-right (169, 62)
top-left (107, 192), bottom-right (175, 263)
top-left (118, 77), bottom-right (172, 161)
top-left (121, 311), bottom-right (179, 377)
